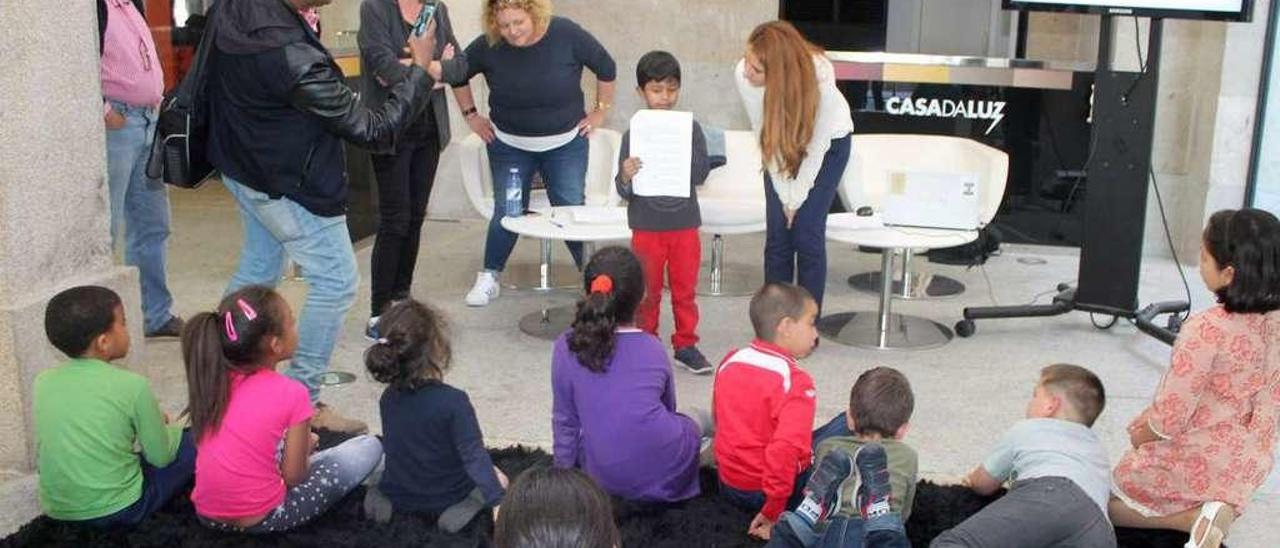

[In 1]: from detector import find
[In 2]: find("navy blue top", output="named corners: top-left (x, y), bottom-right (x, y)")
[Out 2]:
top-left (456, 16), bottom-right (616, 136)
top-left (378, 382), bottom-right (505, 513)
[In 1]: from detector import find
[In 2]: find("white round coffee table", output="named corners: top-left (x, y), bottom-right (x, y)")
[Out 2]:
top-left (501, 206), bottom-right (632, 340)
top-left (820, 213), bottom-right (976, 350)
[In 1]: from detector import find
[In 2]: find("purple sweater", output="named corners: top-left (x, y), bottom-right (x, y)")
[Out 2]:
top-left (551, 329), bottom-right (701, 502)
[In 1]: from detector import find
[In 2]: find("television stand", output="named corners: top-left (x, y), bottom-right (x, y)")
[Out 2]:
top-left (954, 283), bottom-right (1187, 345)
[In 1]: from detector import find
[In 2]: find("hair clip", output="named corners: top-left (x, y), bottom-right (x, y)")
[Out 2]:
top-left (590, 274), bottom-right (614, 295)
top-left (224, 311), bottom-right (239, 342)
top-left (236, 298), bottom-right (258, 321)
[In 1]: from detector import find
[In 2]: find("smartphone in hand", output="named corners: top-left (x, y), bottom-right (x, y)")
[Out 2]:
top-left (413, 1), bottom-right (439, 37)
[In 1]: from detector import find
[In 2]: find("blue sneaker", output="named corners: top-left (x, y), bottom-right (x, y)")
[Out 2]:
top-left (854, 443), bottom-right (893, 520)
top-left (365, 316), bottom-right (381, 342)
top-left (794, 448), bottom-right (853, 527)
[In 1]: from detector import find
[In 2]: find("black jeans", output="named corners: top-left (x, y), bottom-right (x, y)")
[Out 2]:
top-left (370, 135), bottom-right (441, 316)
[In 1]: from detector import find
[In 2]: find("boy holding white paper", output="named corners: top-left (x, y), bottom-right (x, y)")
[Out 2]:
top-left (615, 51), bottom-right (713, 374)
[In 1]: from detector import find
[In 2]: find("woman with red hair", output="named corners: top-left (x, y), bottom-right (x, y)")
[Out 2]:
top-left (736, 21), bottom-right (854, 315)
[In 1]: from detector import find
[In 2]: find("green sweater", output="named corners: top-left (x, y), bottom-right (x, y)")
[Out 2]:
top-left (34, 358), bottom-right (182, 520)
top-left (814, 436), bottom-right (919, 520)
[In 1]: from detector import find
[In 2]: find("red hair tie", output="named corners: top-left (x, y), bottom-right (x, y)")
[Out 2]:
top-left (590, 274), bottom-right (614, 295)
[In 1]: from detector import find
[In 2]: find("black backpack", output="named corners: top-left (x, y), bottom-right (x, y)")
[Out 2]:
top-left (145, 4), bottom-right (218, 188)
top-left (928, 225), bottom-right (1003, 266)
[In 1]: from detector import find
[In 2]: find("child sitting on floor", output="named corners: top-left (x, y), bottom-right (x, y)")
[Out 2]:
top-left (768, 366), bottom-right (919, 547)
top-left (494, 466), bottom-right (620, 548)
top-left (932, 364), bottom-right (1114, 548)
top-left (1110, 208), bottom-right (1280, 548)
top-left (552, 246), bottom-right (705, 503)
top-left (35, 286), bottom-right (194, 527)
top-left (363, 299), bottom-right (507, 531)
top-left (714, 282), bottom-right (820, 538)
top-left (615, 50), bottom-right (713, 374)
top-left (185, 286), bottom-right (382, 534)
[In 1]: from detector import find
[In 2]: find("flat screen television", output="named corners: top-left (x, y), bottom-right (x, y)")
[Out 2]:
top-left (1002, 0), bottom-right (1253, 21)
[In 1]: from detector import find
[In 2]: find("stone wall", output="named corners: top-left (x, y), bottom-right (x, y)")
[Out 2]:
top-left (0, 1), bottom-right (143, 471)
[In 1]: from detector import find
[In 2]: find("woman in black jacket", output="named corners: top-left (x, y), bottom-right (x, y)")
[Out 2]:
top-left (359, 0), bottom-right (467, 336)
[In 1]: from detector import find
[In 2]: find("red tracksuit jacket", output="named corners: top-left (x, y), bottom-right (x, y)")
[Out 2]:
top-left (712, 339), bottom-right (817, 520)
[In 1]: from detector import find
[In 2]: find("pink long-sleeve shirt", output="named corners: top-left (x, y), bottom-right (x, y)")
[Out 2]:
top-left (100, 0), bottom-right (164, 113)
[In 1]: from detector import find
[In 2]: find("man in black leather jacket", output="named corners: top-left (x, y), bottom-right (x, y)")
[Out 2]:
top-left (207, 0), bottom-right (436, 434)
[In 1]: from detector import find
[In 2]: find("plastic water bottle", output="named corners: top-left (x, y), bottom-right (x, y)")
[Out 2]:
top-left (504, 167), bottom-right (522, 218)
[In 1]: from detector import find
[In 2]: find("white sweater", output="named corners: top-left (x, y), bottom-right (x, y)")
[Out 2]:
top-left (735, 55), bottom-right (854, 210)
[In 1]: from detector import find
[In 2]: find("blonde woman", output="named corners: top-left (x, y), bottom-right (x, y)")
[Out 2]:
top-left (453, 0), bottom-right (617, 307)
top-left (736, 21), bottom-right (853, 313)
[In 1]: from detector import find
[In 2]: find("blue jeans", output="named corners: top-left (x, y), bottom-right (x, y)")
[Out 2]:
top-left (720, 413), bottom-right (854, 514)
top-left (199, 435), bottom-right (383, 534)
top-left (483, 135), bottom-right (588, 272)
top-left (768, 511), bottom-right (911, 548)
top-left (222, 176), bottom-right (358, 402)
top-left (80, 430), bottom-right (197, 528)
top-left (764, 135), bottom-right (851, 314)
top-left (105, 101), bottom-right (175, 333)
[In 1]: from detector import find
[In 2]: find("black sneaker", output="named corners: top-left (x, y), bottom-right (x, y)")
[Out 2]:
top-left (854, 443), bottom-right (893, 520)
top-left (145, 316), bottom-right (185, 338)
top-left (674, 346), bottom-right (713, 375)
top-left (794, 449), bottom-right (854, 527)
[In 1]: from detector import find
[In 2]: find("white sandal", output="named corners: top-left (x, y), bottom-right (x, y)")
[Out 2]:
top-left (1184, 501), bottom-right (1235, 548)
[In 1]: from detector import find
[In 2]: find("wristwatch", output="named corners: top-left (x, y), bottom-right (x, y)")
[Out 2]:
top-left (461, 106), bottom-right (478, 118)
top-left (594, 100), bottom-right (611, 112)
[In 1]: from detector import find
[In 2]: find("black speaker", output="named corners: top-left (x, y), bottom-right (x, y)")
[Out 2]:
top-left (1076, 19), bottom-right (1163, 313)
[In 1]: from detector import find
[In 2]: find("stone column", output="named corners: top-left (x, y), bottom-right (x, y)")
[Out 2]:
top-left (0, 1), bottom-right (144, 471)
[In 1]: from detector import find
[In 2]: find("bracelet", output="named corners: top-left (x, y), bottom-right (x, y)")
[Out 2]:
top-left (462, 106), bottom-right (478, 118)
top-left (594, 100), bottom-right (611, 112)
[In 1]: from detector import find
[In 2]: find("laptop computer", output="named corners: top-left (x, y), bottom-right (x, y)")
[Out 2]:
top-left (881, 171), bottom-right (982, 231)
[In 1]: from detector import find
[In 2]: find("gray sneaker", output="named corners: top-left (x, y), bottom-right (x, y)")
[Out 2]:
top-left (795, 448), bottom-right (854, 527)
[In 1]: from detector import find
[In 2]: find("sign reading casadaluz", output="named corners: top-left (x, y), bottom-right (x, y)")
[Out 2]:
top-left (885, 97), bottom-right (1008, 135)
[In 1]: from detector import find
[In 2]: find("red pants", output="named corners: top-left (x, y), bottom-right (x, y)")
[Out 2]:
top-left (631, 229), bottom-right (701, 349)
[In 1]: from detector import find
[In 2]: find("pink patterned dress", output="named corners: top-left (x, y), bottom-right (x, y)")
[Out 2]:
top-left (1113, 306), bottom-right (1280, 515)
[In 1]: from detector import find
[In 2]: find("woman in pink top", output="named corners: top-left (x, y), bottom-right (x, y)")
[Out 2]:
top-left (183, 286), bottom-right (382, 533)
top-left (1110, 209), bottom-right (1280, 548)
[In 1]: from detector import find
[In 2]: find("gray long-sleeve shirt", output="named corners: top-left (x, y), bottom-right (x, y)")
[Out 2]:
top-left (358, 0), bottom-right (466, 151)
top-left (615, 121), bottom-right (709, 232)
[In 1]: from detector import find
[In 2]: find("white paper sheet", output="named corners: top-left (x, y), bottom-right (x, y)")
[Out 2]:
top-left (629, 110), bottom-right (692, 198)
top-left (570, 207), bottom-right (628, 225)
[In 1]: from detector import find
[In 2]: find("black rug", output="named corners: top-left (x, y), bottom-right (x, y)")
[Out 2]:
top-left (1, 434), bottom-right (1200, 547)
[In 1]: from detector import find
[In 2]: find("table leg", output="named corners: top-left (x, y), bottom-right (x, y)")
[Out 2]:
top-left (877, 248), bottom-right (894, 347)
top-left (847, 248), bottom-right (967, 300)
top-left (710, 235), bottom-right (724, 293)
top-left (899, 249), bottom-right (914, 298)
top-left (537, 239), bottom-right (553, 292)
top-left (817, 246), bottom-right (953, 350)
top-left (697, 234), bottom-right (760, 297)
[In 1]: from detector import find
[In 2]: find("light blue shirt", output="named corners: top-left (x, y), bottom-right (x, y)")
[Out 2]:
top-left (983, 418), bottom-right (1112, 514)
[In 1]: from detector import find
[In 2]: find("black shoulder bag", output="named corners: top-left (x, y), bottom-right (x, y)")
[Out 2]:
top-left (145, 4), bottom-right (219, 189)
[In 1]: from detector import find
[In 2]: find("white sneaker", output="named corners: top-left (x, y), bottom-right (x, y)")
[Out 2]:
top-left (465, 271), bottom-right (500, 307)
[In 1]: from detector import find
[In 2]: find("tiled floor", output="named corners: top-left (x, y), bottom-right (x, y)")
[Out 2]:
top-left (2, 183), bottom-right (1276, 545)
